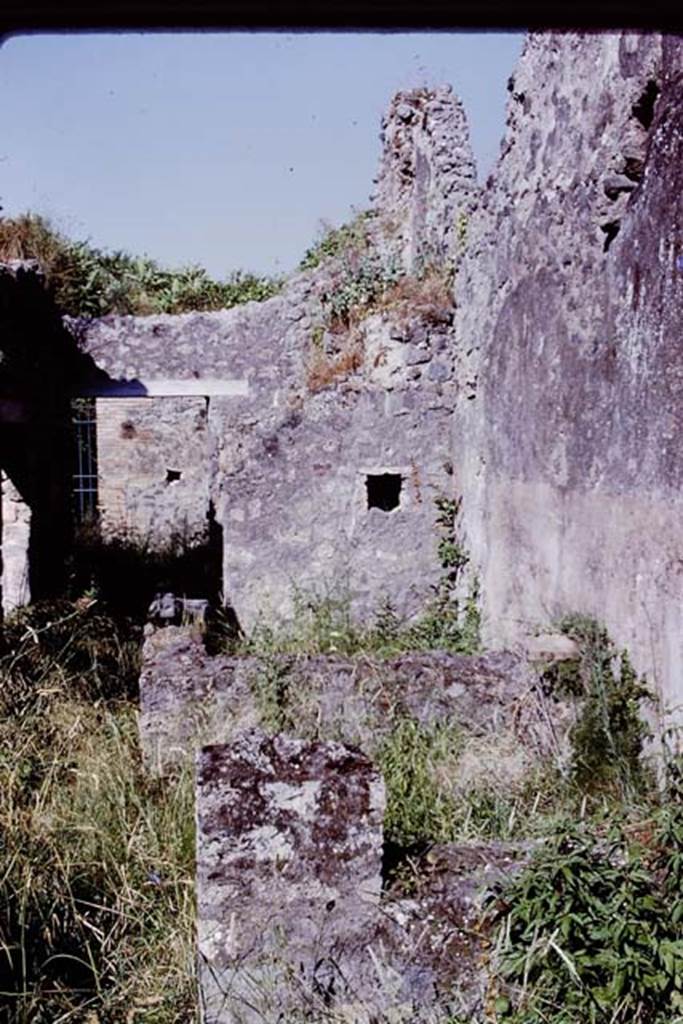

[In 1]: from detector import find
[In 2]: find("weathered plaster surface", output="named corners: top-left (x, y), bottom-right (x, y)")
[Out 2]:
top-left (1, 473), bottom-right (30, 612)
top-left (453, 32), bottom-right (683, 717)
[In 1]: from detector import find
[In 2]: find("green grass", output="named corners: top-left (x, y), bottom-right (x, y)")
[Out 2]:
top-left (1, 589), bottom-right (671, 1023)
top-left (0, 212), bottom-right (282, 317)
top-left (0, 600), bottom-right (197, 1023)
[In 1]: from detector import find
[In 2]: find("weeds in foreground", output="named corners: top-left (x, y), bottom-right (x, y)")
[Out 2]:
top-left (223, 496), bottom-right (480, 660)
top-left (0, 600), bottom-right (196, 1023)
top-left (233, 580), bottom-right (480, 661)
top-left (541, 614), bottom-right (655, 800)
top-left (0, 213), bottom-right (282, 317)
top-left (488, 770), bottom-right (683, 1024)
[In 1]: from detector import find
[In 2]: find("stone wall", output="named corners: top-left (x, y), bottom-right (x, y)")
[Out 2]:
top-left (96, 396), bottom-right (211, 545)
top-left (138, 625), bottom-right (537, 772)
top-left (453, 32), bottom-right (683, 719)
top-left (1, 473), bottom-right (31, 613)
top-left (370, 84), bottom-right (477, 272)
top-left (215, 328), bottom-right (458, 629)
top-left (70, 89), bottom-right (473, 629)
top-left (76, 299), bottom-right (461, 629)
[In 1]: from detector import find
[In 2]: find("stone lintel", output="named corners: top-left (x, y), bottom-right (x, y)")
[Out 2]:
top-left (76, 377), bottom-right (250, 398)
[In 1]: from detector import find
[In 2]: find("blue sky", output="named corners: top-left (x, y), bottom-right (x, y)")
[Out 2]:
top-left (0, 32), bottom-right (524, 278)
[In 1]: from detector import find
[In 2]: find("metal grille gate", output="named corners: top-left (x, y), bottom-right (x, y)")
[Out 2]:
top-left (72, 399), bottom-right (98, 522)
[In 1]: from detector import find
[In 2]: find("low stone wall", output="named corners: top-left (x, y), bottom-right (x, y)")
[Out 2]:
top-left (139, 625), bottom-right (539, 773)
top-left (196, 728), bottom-right (532, 1022)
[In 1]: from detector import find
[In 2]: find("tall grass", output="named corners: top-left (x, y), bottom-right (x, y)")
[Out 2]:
top-left (0, 600), bottom-right (196, 1023)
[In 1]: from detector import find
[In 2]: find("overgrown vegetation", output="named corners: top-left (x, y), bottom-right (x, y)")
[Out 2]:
top-left (540, 614), bottom-right (655, 799)
top-left (301, 210), bottom-right (455, 392)
top-left (0, 599), bottom-right (196, 1023)
top-left (2, 508), bottom-right (674, 1022)
top-left (298, 210), bottom-right (376, 272)
top-left (223, 495), bottom-right (480, 661)
top-left (488, 757), bottom-right (683, 1024)
top-left (475, 622), bottom-right (680, 1024)
top-left (0, 213), bottom-right (282, 317)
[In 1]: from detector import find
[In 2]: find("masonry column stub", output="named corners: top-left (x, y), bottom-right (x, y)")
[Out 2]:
top-left (196, 728), bottom-right (385, 1023)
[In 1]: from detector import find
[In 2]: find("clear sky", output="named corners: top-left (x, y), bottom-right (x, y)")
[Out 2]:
top-left (0, 32), bottom-right (524, 278)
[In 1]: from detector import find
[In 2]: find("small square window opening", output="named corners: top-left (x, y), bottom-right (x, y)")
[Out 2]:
top-left (366, 473), bottom-right (402, 512)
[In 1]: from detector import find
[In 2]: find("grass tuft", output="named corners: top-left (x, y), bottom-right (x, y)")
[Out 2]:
top-left (0, 600), bottom-right (197, 1023)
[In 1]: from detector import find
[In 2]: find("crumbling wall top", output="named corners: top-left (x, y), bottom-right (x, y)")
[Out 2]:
top-left (371, 84), bottom-right (477, 273)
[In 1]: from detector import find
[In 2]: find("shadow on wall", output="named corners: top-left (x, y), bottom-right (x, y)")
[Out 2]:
top-left (0, 262), bottom-right (220, 612)
top-left (68, 510), bottom-right (224, 622)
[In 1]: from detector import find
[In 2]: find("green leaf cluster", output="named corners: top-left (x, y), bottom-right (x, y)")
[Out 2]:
top-left (541, 615), bottom-right (654, 799)
top-left (491, 797), bottom-right (683, 1024)
top-left (0, 213), bottom-right (282, 317)
top-left (297, 210), bottom-right (375, 271)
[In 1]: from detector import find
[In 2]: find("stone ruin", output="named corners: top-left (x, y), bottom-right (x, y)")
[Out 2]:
top-left (0, 80), bottom-right (477, 632)
top-left (1, 27), bottom-right (683, 1022)
top-left (197, 731), bottom-right (386, 1022)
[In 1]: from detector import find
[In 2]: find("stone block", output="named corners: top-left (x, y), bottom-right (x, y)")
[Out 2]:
top-left (197, 730), bottom-right (385, 1023)
top-left (139, 627), bottom-right (259, 773)
top-left (526, 633), bottom-right (581, 663)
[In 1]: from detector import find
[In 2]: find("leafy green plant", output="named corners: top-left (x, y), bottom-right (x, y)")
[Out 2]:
top-left (405, 496), bottom-right (481, 655)
top-left (249, 655), bottom-right (296, 733)
top-left (322, 248), bottom-right (403, 328)
top-left (541, 615), bottom-right (654, 799)
top-left (378, 717), bottom-right (464, 847)
top-left (297, 210), bottom-right (376, 271)
top-left (455, 211), bottom-right (468, 251)
top-left (0, 212), bottom-right (282, 317)
top-left (222, 497), bottom-right (481, 661)
top-left (489, 799), bottom-right (683, 1024)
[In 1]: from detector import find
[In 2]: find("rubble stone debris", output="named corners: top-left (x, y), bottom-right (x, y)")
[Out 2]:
top-left (196, 729), bottom-right (385, 1023)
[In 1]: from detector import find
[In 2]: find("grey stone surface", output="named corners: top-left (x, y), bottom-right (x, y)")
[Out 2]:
top-left (370, 85), bottom-right (477, 272)
top-left (139, 626), bottom-right (259, 772)
top-left (197, 730), bottom-right (385, 1023)
top-left (196, 731), bottom-right (531, 1023)
top-left (452, 31), bottom-right (683, 721)
top-left (139, 626), bottom-right (534, 771)
top-left (96, 394), bottom-right (212, 546)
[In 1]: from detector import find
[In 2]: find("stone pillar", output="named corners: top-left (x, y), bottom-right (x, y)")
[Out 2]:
top-left (1, 472), bottom-right (31, 614)
top-left (197, 729), bottom-right (385, 1023)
